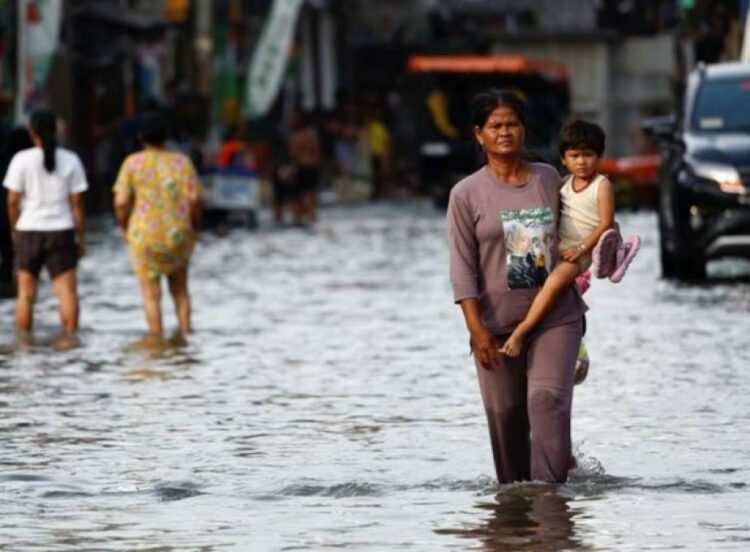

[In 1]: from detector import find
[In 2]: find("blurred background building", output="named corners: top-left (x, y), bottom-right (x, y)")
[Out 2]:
top-left (0, 0), bottom-right (747, 210)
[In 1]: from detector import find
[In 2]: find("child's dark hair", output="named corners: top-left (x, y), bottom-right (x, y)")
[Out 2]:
top-left (559, 119), bottom-right (606, 157)
top-left (138, 111), bottom-right (170, 145)
top-left (470, 88), bottom-right (527, 129)
top-left (29, 110), bottom-right (57, 173)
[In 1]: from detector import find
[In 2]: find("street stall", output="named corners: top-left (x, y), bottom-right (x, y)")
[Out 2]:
top-left (201, 167), bottom-right (260, 228)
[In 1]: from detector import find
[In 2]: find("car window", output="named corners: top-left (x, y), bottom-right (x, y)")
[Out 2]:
top-left (691, 78), bottom-right (750, 132)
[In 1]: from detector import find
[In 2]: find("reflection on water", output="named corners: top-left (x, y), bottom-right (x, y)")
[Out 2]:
top-left (438, 486), bottom-right (587, 551)
top-left (1, 205), bottom-right (750, 550)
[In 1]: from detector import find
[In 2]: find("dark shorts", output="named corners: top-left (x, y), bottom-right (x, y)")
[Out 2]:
top-left (296, 166), bottom-right (320, 194)
top-left (273, 164), bottom-right (299, 202)
top-left (15, 229), bottom-right (78, 278)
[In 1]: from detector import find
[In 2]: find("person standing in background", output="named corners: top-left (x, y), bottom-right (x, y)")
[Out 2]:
top-left (288, 110), bottom-right (322, 225)
top-left (3, 110), bottom-right (87, 335)
top-left (113, 112), bottom-right (201, 337)
top-left (366, 105), bottom-right (392, 200)
top-left (270, 132), bottom-right (297, 226)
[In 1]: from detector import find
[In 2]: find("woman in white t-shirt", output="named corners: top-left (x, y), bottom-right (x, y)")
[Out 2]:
top-left (3, 110), bottom-right (88, 335)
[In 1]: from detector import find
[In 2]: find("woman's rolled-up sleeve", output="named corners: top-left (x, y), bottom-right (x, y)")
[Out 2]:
top-left (447, 188), bottom-right (479, 303)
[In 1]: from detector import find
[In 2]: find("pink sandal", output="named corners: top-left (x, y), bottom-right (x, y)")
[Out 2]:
top-left (591, 229), bottom-right (622, 278)
top-left (609, 235), bottom-right (641, 283)
top-left (575, 270), bottom-right (591, 295)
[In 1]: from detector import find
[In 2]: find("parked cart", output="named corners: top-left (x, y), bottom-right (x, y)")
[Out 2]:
top-left (200, 167), bottom-right (260, 228)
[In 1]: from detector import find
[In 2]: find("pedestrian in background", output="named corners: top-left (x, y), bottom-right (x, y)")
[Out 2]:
top-left (113, 112), bottom-right (201, 337)
top-left (3, 110), bottom-right (87, 335)
top-left (288, 110), bottom-right (322, 224)
top-left (447, 89), bottom-right (586, 484)
top-left (270, 133), bottom-right (297, 225)
top-left (366, 104), bottom-right (392, 200)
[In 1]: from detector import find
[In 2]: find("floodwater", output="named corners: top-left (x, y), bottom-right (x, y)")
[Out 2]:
top-left (1, 202), bottom-right (749, 551)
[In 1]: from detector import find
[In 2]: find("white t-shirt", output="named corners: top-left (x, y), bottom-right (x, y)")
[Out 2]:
top-left (3, 147), bottom-right (88, 231)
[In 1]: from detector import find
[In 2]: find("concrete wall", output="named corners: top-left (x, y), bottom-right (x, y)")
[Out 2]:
top-left (613, 33), bottom-right (675, 155)
top-left (491, 32), bottom-right (675, 156)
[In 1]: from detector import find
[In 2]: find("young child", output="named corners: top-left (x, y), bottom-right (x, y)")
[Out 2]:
top-left (501, 120), bottom-right (640, 358)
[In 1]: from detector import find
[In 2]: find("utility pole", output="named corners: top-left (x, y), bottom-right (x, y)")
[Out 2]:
top-left (14, 0), bottom-right (28, 124)
top-left (741, 9), bottom-right (750, 61)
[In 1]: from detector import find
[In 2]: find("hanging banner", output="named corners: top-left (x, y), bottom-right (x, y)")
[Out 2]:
top-left (244, 0), bottom-right (304, 119)
top-left (15, 0), bottom-right (62, 122)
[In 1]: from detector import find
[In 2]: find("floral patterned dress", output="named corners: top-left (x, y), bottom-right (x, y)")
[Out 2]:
top-left (113, 150), bottom-right (200, 280)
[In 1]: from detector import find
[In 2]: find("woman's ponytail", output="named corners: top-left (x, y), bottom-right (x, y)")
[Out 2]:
top-left (30, 110), bottom-right (57, 173)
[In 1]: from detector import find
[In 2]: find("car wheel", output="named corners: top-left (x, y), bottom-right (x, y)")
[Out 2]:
top-left (673, 245), bottom-right (706, 281)
top-left (671, 200), bottom-right (706, 282)
top-left (659, 184), bottom-right (706, 281)
top-left (658, 183), bottom-right (678, 278)
top-left (659, 230), bottom-right (676, 278)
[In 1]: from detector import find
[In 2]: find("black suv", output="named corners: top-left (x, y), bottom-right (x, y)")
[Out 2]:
top-left (643, 62), bottom-right (750, 281)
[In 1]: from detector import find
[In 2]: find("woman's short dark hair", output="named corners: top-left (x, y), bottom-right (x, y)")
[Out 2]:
top-left (559, 119), bottom-right (606, 157)
top-left (138, 111), bottom-right (169, 145)
top-left (470, 89), bottom-right (527, 129)
top-left (29, 109), bottom-right (57, 173)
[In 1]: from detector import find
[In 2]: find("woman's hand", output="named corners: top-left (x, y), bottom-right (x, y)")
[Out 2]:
top-left (470, 325), bottom-right (501, 371)
top-left (459, 298), bottom-right (500, 370)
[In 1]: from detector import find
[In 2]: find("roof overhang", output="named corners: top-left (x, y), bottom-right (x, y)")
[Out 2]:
top-left (407, 55), bottom-right (569, 82)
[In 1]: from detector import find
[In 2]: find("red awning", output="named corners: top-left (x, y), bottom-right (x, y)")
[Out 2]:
top-left (407, 55), bottom-right (569, 82)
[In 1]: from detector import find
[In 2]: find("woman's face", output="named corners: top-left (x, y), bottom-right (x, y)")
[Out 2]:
top-left (474, 105), bottom-right (525, 158)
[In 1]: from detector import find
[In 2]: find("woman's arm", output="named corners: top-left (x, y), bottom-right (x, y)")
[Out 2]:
top-left (447, 189), bottom-right (499, 370)
top-left (460, 298), bottom-right (500, 370)
top-left (7, 191), bottom-right (21, 236)
top-left (113, 158), bottom-right (133, 237)
top-left (184, 159), bottom-right (202, 232)
top-left (71, 192), bottom-right (86, 257)
top-left (561, 177), bottom-right (615, 262)
top-left (113, 191), bottom-right (133, 236)
top-left (189, 196), bottom-right (202, 232)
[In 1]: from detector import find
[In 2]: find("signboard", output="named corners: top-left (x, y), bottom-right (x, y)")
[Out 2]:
top-left (15, 0), bottom-right (62, 122)
top-left (244, 0), bottom-right (304, 119)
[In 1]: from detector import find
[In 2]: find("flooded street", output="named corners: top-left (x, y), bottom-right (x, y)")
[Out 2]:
top-left (1, 201), bottom-right (750, 551)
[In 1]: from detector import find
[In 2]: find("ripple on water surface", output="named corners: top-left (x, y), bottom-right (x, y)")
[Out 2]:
top-left (1, 206), bottom-right (749, 550)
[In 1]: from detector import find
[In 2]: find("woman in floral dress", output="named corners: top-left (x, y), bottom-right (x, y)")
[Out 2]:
top-left (113, 112), bottom-right (201, 336)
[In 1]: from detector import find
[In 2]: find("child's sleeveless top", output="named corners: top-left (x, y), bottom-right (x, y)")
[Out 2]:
top-left (558, 173), bottom-right (605, 246)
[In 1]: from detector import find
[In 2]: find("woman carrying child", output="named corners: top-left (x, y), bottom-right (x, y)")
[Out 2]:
top-left (447, 89), bottom-right (587, 483)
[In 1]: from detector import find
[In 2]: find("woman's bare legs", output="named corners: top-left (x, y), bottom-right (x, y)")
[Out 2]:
top-left (15, 270), bottom-right (38, 333)
top-left (51, 268), bottom-right (79, 332)
top-left (138, 276), bottom-right (163, 336)
top-left (167, 266), bottom-right (191, 335)
top-left (502, 261), bottom-right (582, 357)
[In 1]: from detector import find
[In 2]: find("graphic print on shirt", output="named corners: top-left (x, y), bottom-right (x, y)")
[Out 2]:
top-left (502, 207), bottom-right (554, 289)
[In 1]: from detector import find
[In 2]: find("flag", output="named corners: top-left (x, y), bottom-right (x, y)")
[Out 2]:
top-left (14, 0), bottom-right (62, 122)
top-left (244, 0), bottom-right (304, 119)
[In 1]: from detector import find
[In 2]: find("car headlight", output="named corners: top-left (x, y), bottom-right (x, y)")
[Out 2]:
top-left (689, 161), bottom-right (745, 194)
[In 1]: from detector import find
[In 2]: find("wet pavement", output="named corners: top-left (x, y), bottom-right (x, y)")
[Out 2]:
top-left (1, 201), bottom-right (750, 550)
